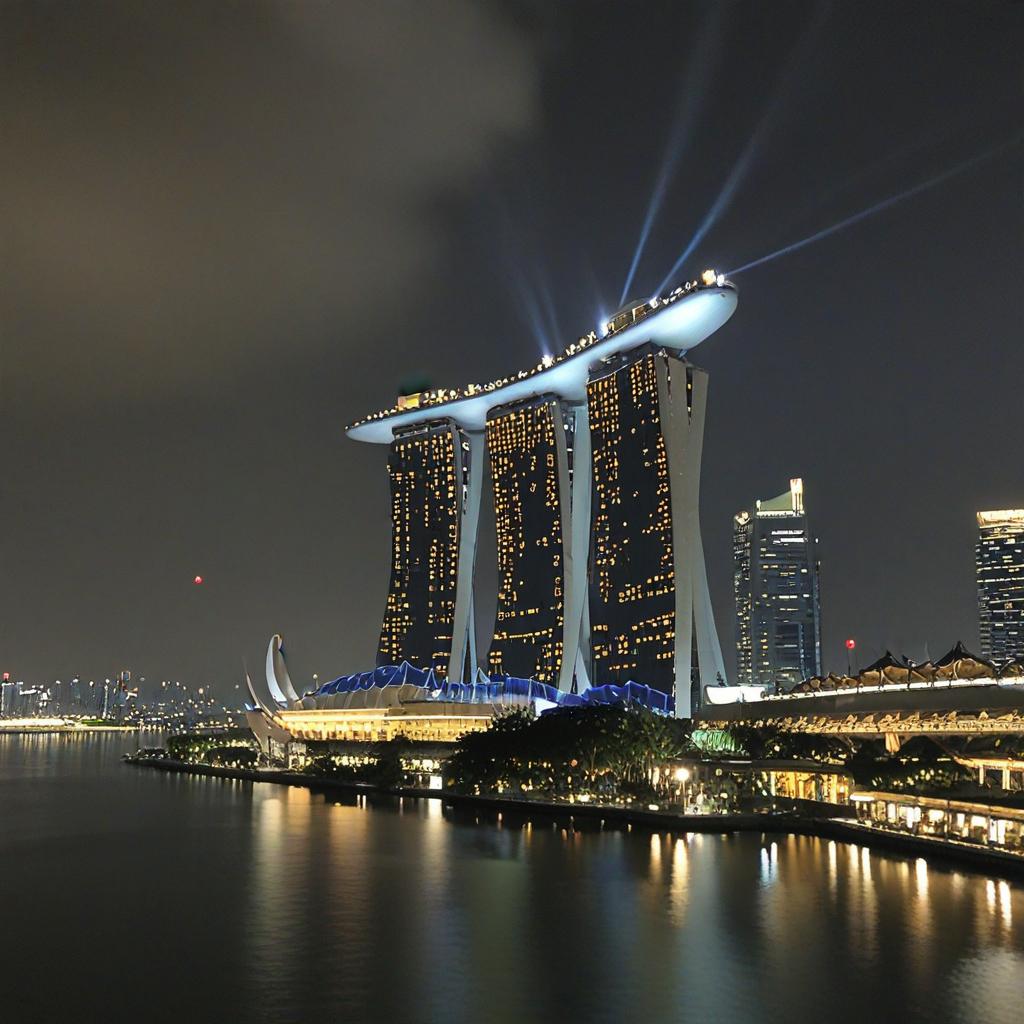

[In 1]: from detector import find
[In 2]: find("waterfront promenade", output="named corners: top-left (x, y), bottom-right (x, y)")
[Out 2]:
top-left (125, 754), bottom-right (1024, 879)
top-left (0, 722), bottom-right (141, 734)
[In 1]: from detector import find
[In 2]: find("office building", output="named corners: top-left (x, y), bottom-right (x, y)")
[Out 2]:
top-left (734, 478), bottom-right (822, 691)
top-left (976, 509), bottom-right (1024, 663)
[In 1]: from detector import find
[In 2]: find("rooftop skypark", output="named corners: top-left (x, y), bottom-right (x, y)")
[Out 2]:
top-left (346, 269), bottom-right (735, 443)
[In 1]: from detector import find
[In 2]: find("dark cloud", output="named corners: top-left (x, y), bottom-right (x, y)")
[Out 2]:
top-left (2, 1), bottom-right (540, 406)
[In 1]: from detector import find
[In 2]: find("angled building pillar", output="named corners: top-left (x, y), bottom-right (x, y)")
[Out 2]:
top-left (662, 365), bottom-right (726, 715)
top-left (559, 401), bottom-right (592, 691)
top-left (660, 358), bottom-right (693, 716)
top-left (448, 429), bottom-right (484, 682)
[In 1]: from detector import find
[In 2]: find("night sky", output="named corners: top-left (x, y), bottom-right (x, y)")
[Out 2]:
top-left (3, 1), bottom-right (1022, 698)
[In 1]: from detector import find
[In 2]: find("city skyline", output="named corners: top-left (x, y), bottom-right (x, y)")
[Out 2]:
top-left (3, 2), bottom-right (1022, 693)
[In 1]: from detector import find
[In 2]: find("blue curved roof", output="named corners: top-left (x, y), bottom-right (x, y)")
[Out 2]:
top-left (312, 663), bottom-right (673, 714)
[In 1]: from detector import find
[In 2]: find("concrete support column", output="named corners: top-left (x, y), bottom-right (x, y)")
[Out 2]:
top-left (685, 373), bottom-right (727, 693)
top-left (448, 429), bottom-right (485, 683)
top-left (558, 402), bottom-right (592, 693)
top-left (659, 360), bottom-right (725, 717)
top-left (660, 361), bottom-right (695, 717)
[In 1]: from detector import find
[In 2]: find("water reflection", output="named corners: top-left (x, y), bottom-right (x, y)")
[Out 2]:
top-left (0, 735), bottom-right (1021, 1024)
top-left (667, 835), bottom-right (689, 925)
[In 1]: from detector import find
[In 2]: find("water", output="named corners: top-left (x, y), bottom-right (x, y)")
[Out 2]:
top-left (1, 733), bottom-right (1020, 1024)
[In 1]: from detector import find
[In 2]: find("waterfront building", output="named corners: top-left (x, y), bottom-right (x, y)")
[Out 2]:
top-left (587, 344), bottom-right (725, 714)
top-left (377, 419), bottom-right (483, 681)
top-left (248, 639), bottom-right (672, 747)
top-left (667, 756), bottom-right (852, 811)
top-left (733, 478), bottom-right (821, 691)
top-left (486, 395), bottom-right (589, 687)
top-left (850, 791), bottom-right (1024, 856)
top-left (700, 639), bottom-right (1024, 743)
top-left (976, 509), bottom-right (1024, 664)
top-left (250, 270), bottom-right (737, 749)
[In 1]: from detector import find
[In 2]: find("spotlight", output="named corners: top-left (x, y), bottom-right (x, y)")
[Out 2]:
top-left (727, 132), bottom-right (1023, 277)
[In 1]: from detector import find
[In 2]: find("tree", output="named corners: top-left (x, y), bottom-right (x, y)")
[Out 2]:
top-left (444, 703), bottom-right (696, 798)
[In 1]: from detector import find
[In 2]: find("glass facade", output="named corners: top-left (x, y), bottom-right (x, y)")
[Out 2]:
top-left (377, 420), bottom-right (469, 674)
top-left (486, 396), bottom-right (571, 683)
top-left (976, 510), bottom-right (1024, 663)
top-left (733, 513), bottom-right (753, 686)
top-left (734, 479), bottom-right (822, 690)
top-left (587, 345), bottom-right (693, 697)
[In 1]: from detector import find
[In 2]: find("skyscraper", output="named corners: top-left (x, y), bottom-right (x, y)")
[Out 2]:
top-left (376, 419), bottom-right (483, 679)
top-left (734, 478), bottom-right (822, 691)
top-left (976, 509), bottom-right (1024, 664)
top-left (486, 395), bottom-right (589, 686)
top-left (587, 344), bottom-right (725, 714)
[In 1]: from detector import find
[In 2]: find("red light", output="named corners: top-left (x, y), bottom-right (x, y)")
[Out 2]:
top-left (193, 575), bottom-right (204, 585)
top-left (845, 638), bottom-right (856, 650)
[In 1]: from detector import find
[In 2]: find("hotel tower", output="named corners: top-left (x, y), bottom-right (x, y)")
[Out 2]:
top-left (485, 396), bottom-right (591, 689)
top-left (588, 346), bottom-right (722, 713)
top-left (377, 420), bottom-right (484, 683)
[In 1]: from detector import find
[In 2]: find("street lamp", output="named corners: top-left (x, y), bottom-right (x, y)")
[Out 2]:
top-left (674, 766), bottom-right (691, 811)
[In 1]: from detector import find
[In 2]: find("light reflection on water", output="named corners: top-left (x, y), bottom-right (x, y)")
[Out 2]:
top-left (0, 733), bottom-right (1021, 1024)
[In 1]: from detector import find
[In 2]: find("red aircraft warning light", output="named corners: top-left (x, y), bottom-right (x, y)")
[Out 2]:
top-left (193, 575), bottom-right (204, 585)
top-left (845, 638), bottom-right (856, 650)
